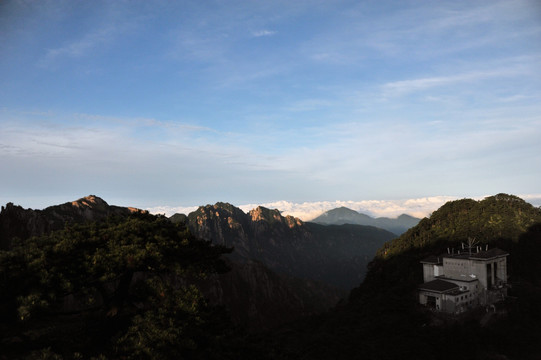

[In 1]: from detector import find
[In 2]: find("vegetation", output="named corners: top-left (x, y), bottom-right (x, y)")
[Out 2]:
top-left (0, 213), bottom-right (233, 359)
top-left (1, 193), bottom-right (540, 359)
top-left (253, 194), bottom-right (541, 359)
top-left (379, 193), bottom-right (541, 258)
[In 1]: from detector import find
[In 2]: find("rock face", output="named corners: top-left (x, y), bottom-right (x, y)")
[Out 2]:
top-left (311, 206), bottom-right (421, 235)
top-left (185, 203), bottom-right (396, 290)
top-left (0, 195), bottom-right (144, 249)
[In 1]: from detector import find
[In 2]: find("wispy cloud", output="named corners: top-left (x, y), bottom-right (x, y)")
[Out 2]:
top-left (252, 30), bottom-right (276, 37)
top-left (38, 26), bottom-right (117, 68)
top-left (381, 68), bottom-right (524, 97)
top-left (303, 0), bottom-right (541, 65)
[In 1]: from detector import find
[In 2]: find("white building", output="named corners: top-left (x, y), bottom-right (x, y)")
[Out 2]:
top-left (418, 247), bottom-right (508, 313)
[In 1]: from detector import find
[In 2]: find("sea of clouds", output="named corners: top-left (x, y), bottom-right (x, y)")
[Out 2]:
top-left (146, 194), bottom-right (541, 221)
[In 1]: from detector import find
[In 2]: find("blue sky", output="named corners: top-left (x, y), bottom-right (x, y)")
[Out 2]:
top-left (1, 0), bottom-right (540, 217)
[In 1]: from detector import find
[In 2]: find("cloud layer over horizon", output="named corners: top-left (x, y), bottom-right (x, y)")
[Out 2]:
top-left (146, 194), bottom-right (541, 221)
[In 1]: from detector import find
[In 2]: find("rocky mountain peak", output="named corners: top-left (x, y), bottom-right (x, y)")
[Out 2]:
top-left (1, 195), bottom-right (146, 249)
top-left (284, 215), bottom-right (303, 228)
top-left (70, 195), bottom-right (109, 210)
top-left (248, 206), bottom-right (282, 223)
top-left (191, 203), bottom-right (246, 224)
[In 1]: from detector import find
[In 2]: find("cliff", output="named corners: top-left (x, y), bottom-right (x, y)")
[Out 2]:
top-left (185, 203), bottom-right (395, 290)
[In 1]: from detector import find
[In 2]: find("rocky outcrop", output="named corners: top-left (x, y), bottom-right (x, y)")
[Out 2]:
top-left (0, 202), bottom-right (51, 249)
top-left (0, 195), bottom-right (145, 249)
top-left (185, 203), bottom-right (396, 290)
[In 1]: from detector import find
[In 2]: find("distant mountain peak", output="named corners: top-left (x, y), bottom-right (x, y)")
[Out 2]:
top-left (70, 195), bottom-right (108, 209)
top-left (249, 206), bottom-right (304, 228)
top-left (249, 206), bottom-right (281, 222)
top-left (311, 207), bottom-right (420, 235)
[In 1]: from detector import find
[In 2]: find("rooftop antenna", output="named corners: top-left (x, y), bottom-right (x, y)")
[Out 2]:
top-left (464, 237), bottom-right (478, 256)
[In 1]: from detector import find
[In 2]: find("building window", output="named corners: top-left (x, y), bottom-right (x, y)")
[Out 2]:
top-left (427, 296), bottom-right (436, 308)
top-left (487, 263), bottom-right (493, 288)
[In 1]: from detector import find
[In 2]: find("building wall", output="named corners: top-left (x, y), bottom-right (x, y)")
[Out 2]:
top-left (445, 278), bottom-right (479, 293)
top-left (420, 290), bottom-right (478, 314)
top-left (419, 291), bottom-right (446, 312)
top-left (423, 263), bottom-right (445, 282)
top-left (441, 294), bottom-right (456, 313)
top-left (471, 260), bottom-right (489, 289)
top-left (494, 257), bottom-right (507, 285)
top-left (423, 264), bottom-right (434, 282)
top-left (442, 257), bottom-right (472, 279)
top-left (420, 252), bottom-right (508, 312)
top-left (470, 257), bottom-right (507, 290)
top-left (422, 263), bottom-right (435, 283)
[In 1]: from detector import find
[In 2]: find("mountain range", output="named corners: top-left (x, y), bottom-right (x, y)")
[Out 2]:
top-left (1, 193), bottom-right (540, 358)
top-left (311, 206), bottom-right (421, 235)
top-left (0, 196), bottom-right (396, 330)
top-left (181, 202), bottom-right (395, 290)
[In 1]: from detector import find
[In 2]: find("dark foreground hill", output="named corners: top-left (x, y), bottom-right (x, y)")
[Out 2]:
top-left (311, 206), bottom-right (421, 235)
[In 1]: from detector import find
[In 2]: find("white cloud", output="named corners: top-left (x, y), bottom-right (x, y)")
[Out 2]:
top-left (147, 194), bottom-right (541, 221)
top-left (147, 196), bottom-right (459, 220)
top-left (520, 194), bottom-right (541, 207)
top-left (147, 205), bottom-right (200, 217)
top-left (249, 197), bottom-right (460, 220)
top-left (381, 68), bottom-right (522, 97)
top-left (252, 30), bottom-right (276, 37)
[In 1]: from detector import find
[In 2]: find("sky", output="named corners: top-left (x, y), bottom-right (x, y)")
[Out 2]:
top-left (1, 0), bottom-right (540, 220)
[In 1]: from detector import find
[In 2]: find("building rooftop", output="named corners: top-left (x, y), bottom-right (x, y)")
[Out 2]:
top-left (420, 255), bottom-right (442, 264)
top-left (418, 279), bottom-right (459, 293)
top-left (421, 247), bottom-right (509, 263)
top-left (468, 247), bottom-right (509, 260)
top-left (436, 275), bottom-right (478, 283)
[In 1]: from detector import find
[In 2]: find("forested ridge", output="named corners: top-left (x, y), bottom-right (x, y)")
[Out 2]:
top-left (0, 213), bottom-right (236, 359)
top-left (379, 193), bottom-right (541, 258)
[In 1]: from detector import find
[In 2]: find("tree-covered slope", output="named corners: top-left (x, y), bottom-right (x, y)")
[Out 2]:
top-left (0, 195), bottom-right (144, 249)
top-left (0, 213), bottom-right (233, 359)
top-left (379, 193), bottom-right (541, 258)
